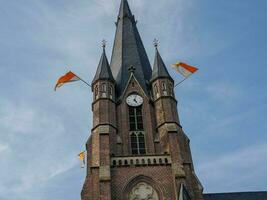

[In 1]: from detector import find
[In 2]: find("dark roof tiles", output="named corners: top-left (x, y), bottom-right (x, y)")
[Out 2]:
top-left (151, 48), bottom-right (173, 82)
top-left (92, 48), bottom-right (115, 85)
top-left (110, 0), bottom-right (152, 97)
top-left (204, 192), bottom-right (267, 200)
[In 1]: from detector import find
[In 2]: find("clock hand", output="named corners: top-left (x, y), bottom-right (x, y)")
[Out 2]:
top-left (134, 95), bottom-right (137, 101)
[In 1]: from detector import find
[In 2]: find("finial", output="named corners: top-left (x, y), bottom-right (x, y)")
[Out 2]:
top-left (153, 38), bottom-right (159, 49)
top-left (102, 39), bottom-right (107, 49)
top-left (128, 65), bottom-right (136, 73)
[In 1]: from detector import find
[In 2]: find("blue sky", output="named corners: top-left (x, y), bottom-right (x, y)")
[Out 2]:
top-left (0, 0), bottom-right (267, 199)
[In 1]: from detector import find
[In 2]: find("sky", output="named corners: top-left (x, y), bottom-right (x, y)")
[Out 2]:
top-left (0, 0), bottom-right (267, 199)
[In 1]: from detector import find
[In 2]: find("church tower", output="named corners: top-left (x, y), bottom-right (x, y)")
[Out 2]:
top-left (81, 0), bottom-right (204, 199)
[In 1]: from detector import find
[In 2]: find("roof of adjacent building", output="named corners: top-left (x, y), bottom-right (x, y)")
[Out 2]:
top-left (110, 0), bottom-right (152, 97)
top-left (204, 192), bottom-right (267, 200)
top-left (151, 47), bottom-right (173, 82)
top-left (92, 47), bottom-right (115, 85)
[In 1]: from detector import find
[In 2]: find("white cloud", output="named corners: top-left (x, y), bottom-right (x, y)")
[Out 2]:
top-left (206, 82), bottom-right (243, 103)
top-left (0, 0), bottom-right (266, 199)
top-left (0, 144), bottom-right (9, 153)
top-left (0, 98), bottom-right (83, 199)
top-left (199, 143), bottom-right (267, 192)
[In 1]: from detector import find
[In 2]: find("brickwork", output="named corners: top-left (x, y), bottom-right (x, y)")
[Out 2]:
top-left (82, 72), bottom-right (204, 199)
top-left (116, 75), bottom-right (156, 156)
top-left (111, 165), bottom-right (175, 200)
top-left (81, 1), bottom-right (203, 199)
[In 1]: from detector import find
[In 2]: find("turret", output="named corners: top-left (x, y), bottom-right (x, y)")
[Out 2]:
top-left (82, 1), bottom-right (204, 199)
top-left (151, 45), bottom-right (204, 200)
top-left (151, 44), bottom-right (180, 130)
top-left (92, 43), bottom-right (115, 102)
top-left (83, 45), bottom-right (116, 200)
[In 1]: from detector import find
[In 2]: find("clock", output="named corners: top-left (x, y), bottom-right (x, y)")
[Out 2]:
top-left (126, 94), bottom-right (143, 107)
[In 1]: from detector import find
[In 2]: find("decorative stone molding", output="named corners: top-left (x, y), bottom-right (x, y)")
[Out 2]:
top-left (123, 175), bottom-right (164, 200)
top-left (99, 165), bottom-right (111, 181)
top-left (129, 182), bottom-right (159, 200)
top-left (111, 155), bottom-right (171, 167)
top-left (98, 125), bottom-right (111, 135)
top-left (172, 163), bottom-right (186, 178)
top-left (165, 123), bottom-right (178, 132)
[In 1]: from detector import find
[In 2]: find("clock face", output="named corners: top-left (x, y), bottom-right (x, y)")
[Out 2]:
top-left (126, 94), bottom-right (143, 107)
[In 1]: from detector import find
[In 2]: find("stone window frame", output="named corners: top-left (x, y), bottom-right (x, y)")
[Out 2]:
top-left (101, 83), bottom-right (107, 98)
top-left (154, 83), bottom-right (159, 97)
top-left (128, 106), bottom-right (144, 131)
top-left (130, 131), bottom-right (146, 155)
top-left (161, 81), bottom-right (167, 96)
top-left (169, 82), bottom-right (174, 96)
top-left (108, 85), bottom-right (113, 99)
top-left (94, 85), bottom-right (99, 100)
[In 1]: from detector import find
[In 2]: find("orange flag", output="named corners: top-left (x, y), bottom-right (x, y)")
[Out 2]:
top-left (172, 62), bottom-right (198, 78)
top-left (54, 71), bottom-right (80, 91)
top-left (78, 151), bottom-right (86, 168)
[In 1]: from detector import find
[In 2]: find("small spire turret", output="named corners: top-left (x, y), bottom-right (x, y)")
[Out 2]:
top-left (151, 43), bottom-right (173, 83)
top-left (92, 41), bottom-right (115, 86)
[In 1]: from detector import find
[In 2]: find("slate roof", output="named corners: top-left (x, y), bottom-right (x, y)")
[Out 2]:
top-left (110, 0), bottom-right (152, 97)
top-left (204, 192), bottom-right (267, 200)
top-left (151, 47), bottom-right (173, 82)
top-left (92, 48), bottom-right (115, 85)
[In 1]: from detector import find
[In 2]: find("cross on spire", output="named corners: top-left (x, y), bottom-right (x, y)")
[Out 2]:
top-left (102, 39), bottom-right (107, 49)
top-left (110, 0), bottom-right (152, 97)
top-left (153, 38), bottom-right (159, 49)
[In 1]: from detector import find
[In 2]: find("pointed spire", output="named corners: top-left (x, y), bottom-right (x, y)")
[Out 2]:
top-left (118, 0), bottom-right (133, 20)
top-left (92, 41), bottom-right (115, 85)
top-left (151, 42), bottom-right (173, 83)
top-left (110, 0), bottom-right (152, 97)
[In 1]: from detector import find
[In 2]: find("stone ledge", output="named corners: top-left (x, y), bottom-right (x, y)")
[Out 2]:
top-left (98, 125), bottom-right (111, 135)
top-left (111, 155), bottom-right (172, 167)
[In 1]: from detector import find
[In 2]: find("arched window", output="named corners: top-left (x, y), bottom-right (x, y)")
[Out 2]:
top-left (129, 106), bottom-right (146, 155)
top-left (138, 132), bottom-right (146, 154)
top-left (169, 82), bottom-right (174, 96)
top-left (130, 133), bottom-right (138, 155)
top-left (101, 83), bottom-right (107, 98)
top-left (154, 84), bottom-right (159, 98)
top-left (129, 106), bottom-right (143, 131)
top-left (130, 132), bottom-right (146, 155)
top-left (162, 81), bottom-right (167, 96)
top-left (95, 85), bottom-right (99, 99)
top-left (108, 86), bottom-right (113, 99)
top-left (162, 81), bottom-right (167, 90)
